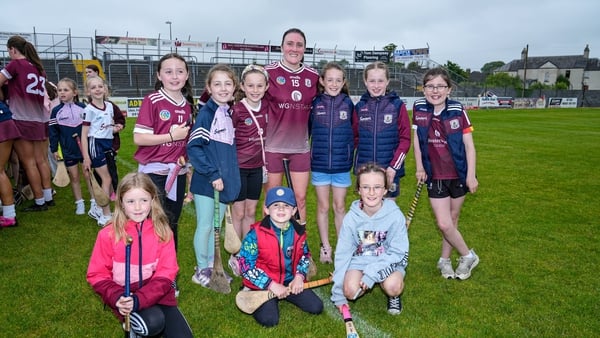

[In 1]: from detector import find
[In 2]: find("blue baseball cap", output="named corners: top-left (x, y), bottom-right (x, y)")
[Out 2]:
top-left (265, 186), bottom-right (297, 208)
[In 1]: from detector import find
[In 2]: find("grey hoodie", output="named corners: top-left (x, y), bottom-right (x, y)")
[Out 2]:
top-left (331, 199), bottom-right (409, 306)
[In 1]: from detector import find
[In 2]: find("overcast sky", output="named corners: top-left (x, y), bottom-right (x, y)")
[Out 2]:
top-left (3, 0), bottom-right (599, 71)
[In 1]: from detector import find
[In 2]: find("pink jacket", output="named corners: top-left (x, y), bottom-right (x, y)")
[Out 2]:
top-left (87, 219), bottom-right (178, 320)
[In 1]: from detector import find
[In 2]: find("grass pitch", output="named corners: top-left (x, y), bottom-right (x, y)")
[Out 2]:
top-left (0, 108), bottom-right (598, 337)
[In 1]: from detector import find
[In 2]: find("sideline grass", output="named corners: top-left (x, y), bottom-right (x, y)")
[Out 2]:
top-left (0, 108), bottom-right (598, 337)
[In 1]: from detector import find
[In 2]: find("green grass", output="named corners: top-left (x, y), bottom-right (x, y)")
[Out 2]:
top-left (1, 108), bottom-right (599, 337)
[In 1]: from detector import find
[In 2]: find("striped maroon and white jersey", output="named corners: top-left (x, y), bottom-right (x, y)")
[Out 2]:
top-left (264, 61), bottom-right (318, 153)
top-left (133, 89), bottom-right (191, 165)
top-left (1, 59), bottom-right (47, 122)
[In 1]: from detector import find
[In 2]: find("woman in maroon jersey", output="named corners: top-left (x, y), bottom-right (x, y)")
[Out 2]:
top-left (0, 86), bottom-right (20, 227)
top-left (263, 28), bottom-right (319, 225)
top-left (0, 36), bottom-right (54, 212)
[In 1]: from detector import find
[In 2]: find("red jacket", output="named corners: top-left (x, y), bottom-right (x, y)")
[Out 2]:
top-left (241, 217), bottom-right (309, 290)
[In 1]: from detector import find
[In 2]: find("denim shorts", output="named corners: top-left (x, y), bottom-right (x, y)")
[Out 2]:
top-left (311, 171), bottom-right (351, 188)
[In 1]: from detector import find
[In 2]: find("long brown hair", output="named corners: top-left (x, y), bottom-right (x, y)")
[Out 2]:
top-left (154, 53), bottom-right (196, 114)
top-left (317, 62), bottom-right (349, 95)
top-left (111, 172), bottom-right (172, 243)
top-left (7, 36), bottom-right (44, 74)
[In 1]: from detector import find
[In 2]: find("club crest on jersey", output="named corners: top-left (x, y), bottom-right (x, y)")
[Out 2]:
top-left (384, 114), bottom-right (393, 124)
top-left (159, 110), bottom-right (171, 121)
top-left (450, 119), bottom-right (460, 129)
top-left (305, 79), bottom-right (312, 87)
top-left (291, 90), bottom-right (302, 102)
top-left (244, 117), bottom-right (253, 126)
top-left (340, 110), bottom-right (348, 120)
top-left (277, 76), bottom-right (286, 85)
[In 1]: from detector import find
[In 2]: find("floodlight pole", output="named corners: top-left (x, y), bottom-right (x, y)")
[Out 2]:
top-left (165, 21), bottom-right (173, 53)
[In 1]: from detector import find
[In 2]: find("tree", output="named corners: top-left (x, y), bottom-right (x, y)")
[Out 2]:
top-left (444, 61), bottom-right (469, 84)
top-left (529, 81), bottom-right (550, 97)
top-left (481, 61), bottom-right (505, 76)
top-left (383, 43), bottom-right (397, 64)
top-left (485, 72), bottom-right (521, 95)
top-left (407, 62), bottom-right (421, 71)
top-left (555, 74), bottom-right (570, 89)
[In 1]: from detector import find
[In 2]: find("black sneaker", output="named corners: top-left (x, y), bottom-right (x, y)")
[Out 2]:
top-left (387, 296), bottom-right (402, 315)
top-left (45, 199), bottom-right (56, 207)
top-left (23, 202), bottom-right (48, 212)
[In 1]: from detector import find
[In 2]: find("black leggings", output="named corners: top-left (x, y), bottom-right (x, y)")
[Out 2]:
top-left (129, 305), bottom-right (193, 337)
top-left (148, 173), bottom-right (186, 252)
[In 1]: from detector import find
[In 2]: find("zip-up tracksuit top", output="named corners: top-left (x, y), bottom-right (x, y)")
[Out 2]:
top-left (309, 92), bottom-right (355, 174)
top-left (187, 98), bottom-right (241, 203)
top-left (412, 98), bottom-right (469, 185)
top-left (87, 219), bottom-right (178, 321)
top-left (352, 91), bottom-right (411, 178)
top-left (49, 102), bottom-right (86, 161)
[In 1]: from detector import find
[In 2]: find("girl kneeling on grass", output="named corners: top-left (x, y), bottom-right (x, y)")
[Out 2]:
top-left (86, 172), bottom-right (193, 337)
top-left (331, 163), bottom-right (409, 315)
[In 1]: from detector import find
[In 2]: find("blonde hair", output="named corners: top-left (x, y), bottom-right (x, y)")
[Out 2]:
top-left (110, 172), bottom-right (172, 243)
top-left (235, 64), bottom-right (269, 101)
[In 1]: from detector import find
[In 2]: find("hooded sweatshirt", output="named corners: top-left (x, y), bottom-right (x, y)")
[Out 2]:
top-left (331, 199), bottom-right (409, 306)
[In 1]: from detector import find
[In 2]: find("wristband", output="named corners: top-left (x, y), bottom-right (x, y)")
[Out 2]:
top-left (169, 131), bottom-right (174, 142)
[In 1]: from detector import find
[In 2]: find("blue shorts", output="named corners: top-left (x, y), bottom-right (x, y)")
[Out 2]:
top-left (89, 138), bottom-right (113, 168)
top-left (65, 158), bottom-right (83, 167)
top-left (311, 171), bottom-right (351, 188)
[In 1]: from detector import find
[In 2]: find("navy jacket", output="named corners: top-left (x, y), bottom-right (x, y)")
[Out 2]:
top-left (352, 91), bottom-right (411, 178)
top-left (49, 102), bottom-right (86, 161)
top-left (187, 98), bottom-right (240, 203)
top-left (309, 93), bottom-right (354, 173)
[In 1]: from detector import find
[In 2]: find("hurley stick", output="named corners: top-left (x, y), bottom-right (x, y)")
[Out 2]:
top-left (224, 203), bottom-right (241, 254)
top-left (282, 158), bottom-right (300, 221)
top-left (123, 236), bottom-right (133, 337)
top-left (405, 182), bottom-right (424, 228)
top-left (235, 274), bottom-right (333, 314)
top-left (73, 133), bottom-right (110, 207)
top-left (282, 158), bottom-right (317, 280)
top-left (207, 189), bottom-right (231, 294)
top-left (341, 304), bottom-right (360, 338)
top-left (52, 160), bottom-right (70, 187)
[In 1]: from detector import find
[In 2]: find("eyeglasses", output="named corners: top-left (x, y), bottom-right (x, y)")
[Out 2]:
top-left (423, 85), bottom-right (449, 92)
top-left (359, 185), bottom-right (386, 193)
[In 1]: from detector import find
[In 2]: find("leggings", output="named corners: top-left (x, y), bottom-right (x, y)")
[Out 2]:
top-left (129, 305), bottom-right (193, 337)
top-left (147, 173), bottom-right (186, 252)
top-left (193, 194), bottom-right (226, 269)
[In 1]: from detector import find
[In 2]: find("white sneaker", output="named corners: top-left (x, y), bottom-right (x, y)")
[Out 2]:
top-left (75, 201), bottom-right (85, 215)
top-left (88, 204), bottom-right (102, 221)
top-left (97, 214), bottom-right (111, 227)
top-left (455, 249), bottom-right (480, 280)
top-left (437, 258), bottom-right (455, 279)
